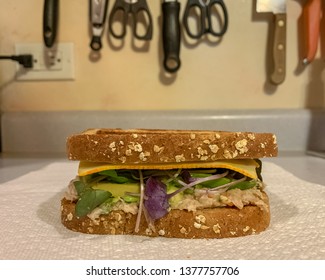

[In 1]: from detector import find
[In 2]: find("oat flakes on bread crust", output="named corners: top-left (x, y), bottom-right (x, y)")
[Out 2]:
top-left (66, 128), bottom-right (278, 163)
top-left (61, 192), bottom-right (270, 238)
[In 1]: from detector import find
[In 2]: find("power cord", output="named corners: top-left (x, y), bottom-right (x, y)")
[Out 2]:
top-left (0, 54), bottom-right (34, 68)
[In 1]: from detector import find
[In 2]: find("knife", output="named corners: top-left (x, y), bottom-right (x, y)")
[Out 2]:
top-left (302, 0), bottom-right (321, 65)
top-left (256, 0), bottom-right (286, 85)
top-left (43, 0), bottom-right (59, 48)
top-left (162, 0), bottom-right (181, 73)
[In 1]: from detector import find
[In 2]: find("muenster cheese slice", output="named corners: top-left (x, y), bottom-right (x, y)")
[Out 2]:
top-left (78, 159), bottom-right (259, 179)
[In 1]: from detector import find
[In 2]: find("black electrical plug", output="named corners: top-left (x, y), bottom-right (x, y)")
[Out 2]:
top-left (0, 54), bottom-right (34, 68)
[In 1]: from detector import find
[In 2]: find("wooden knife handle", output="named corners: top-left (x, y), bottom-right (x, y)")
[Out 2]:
top-left (302, 0), bottom-right (321, 64)
top-left (271, 13), bottom-right (286, 85)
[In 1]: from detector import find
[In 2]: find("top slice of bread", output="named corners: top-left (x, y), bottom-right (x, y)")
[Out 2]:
top-left (66, 128), bottom-right (278, 163)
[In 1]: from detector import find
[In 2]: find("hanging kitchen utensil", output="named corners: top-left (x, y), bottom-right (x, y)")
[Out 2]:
top-left (183, 0), bottom-right (228, 39)
top-left (256, 0), bottom-right (287, 85)
top-left (302, 0), bottom-right (322, 65)
top-left (162, 0), bottom-right (181, 73)
top-left (109, 0), bottom-right (153, 40)
top-left (43, 0), bottom-right (59, 48)
top-left (90, 0), bottom-right (109, 51)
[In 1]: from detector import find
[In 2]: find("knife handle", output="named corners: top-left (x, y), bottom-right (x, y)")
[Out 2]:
top-left (271, 13), bottom-right (286, 85)
top-left (162, 1), bottom-right (181, 73)
top-left (302, 0), bottom-right (321, 64)
top-left (43, 0), bottom-right (59, 48)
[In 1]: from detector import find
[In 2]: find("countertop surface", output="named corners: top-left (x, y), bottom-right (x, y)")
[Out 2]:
top-left (0, 152), bottom-right (325, 260)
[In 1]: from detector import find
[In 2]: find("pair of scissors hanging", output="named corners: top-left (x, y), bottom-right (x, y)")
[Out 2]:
top-left (109, 0), bottom-right (153, 41)
top-left (89, 0), bottom-right (152, 52)
top-left (183, 0), bottom-right (228, 39)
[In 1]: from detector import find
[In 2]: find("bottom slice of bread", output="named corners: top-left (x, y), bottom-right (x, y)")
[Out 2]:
top-left (61, 196), bottom-right (270, 239)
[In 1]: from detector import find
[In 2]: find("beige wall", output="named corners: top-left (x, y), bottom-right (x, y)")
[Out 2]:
top-left (0, 0), bottom-right (324, 112)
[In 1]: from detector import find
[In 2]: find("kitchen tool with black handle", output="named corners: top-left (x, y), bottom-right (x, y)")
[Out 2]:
top-left (162, 0), bottom-right (181, 73)
top-left (43, 0), bottom-right (59, 48)
top-left (90, 0), bottom-right (109, 51)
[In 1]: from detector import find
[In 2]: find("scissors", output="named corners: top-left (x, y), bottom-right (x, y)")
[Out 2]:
top-left (108, 0), bottom-right (153, 40)
top-left (183, 0), bottom-right (228, 39)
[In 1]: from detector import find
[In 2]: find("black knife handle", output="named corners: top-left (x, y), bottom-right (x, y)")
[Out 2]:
top-left (162, 1), bottom-right (181, 73)
top-left (43, 0), bottom-right (59, 47)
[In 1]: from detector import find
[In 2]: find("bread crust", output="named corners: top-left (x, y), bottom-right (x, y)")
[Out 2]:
top-left (66, 129), bottom-right (278, 163)
top-left (61, 195), bottom-right (270, 239)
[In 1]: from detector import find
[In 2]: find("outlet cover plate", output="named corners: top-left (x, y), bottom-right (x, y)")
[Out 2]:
top-left (15, 43), bottom-right (75, 81)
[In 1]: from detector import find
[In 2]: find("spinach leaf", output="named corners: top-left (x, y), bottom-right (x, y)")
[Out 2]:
top-left (75, 188), bottom-right (113, 217)
top-left (74, 180), bottom-right (87, 196)
top-left (99, 170), bottom-right (129, 183)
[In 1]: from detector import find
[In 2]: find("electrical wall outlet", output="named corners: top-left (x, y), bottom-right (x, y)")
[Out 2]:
top-left (15, 43), bottom-right (75, 80)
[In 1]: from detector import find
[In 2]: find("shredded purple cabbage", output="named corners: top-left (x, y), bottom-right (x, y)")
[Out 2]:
top-left (144, 177), bottom-right (169, 221)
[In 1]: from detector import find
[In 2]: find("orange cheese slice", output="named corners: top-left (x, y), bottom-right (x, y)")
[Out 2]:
top-left (78, 159), bottom-right (259, 179)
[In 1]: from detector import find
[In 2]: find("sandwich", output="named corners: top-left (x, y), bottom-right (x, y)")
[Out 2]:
top-left (61, 128), bottom-right (278, 238)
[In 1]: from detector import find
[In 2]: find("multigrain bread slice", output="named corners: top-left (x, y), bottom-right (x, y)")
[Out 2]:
top-left (61, 192), bottom-right (270, 239)
top-left (67, 128), bottom-right (278, 163)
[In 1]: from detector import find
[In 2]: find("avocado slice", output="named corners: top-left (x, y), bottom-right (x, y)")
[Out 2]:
top-left (92, 182), bottom-right (140, 198)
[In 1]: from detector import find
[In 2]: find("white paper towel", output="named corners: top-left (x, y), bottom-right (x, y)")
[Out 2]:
top-left (0, 161), bottom-right (325, 260)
